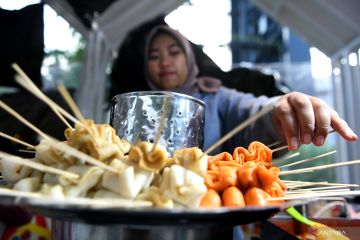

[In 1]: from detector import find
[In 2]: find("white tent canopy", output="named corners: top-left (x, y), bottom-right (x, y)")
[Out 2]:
top-left (251, 0), bottom-right (360, 58)
top-left (45, 0), bottom-right (185, 121)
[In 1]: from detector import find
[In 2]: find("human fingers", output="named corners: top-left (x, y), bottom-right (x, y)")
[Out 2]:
top-left (287, 93), bottom-right (317, 145)
top-left (308, 96), bottom-right (331, 146)
top-left (329, 108), bottom-right (358, 141)
top-left (272, 94), bottom-right (300, 150)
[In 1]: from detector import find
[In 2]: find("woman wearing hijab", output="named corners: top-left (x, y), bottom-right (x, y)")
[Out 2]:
top-left (144, 25), bottom-right (357, 154)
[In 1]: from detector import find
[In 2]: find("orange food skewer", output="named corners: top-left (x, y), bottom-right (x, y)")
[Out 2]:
top-left (244, 187), bottom-right (271, 207)
top-left (200, 189), bottom-right (222, 208)
top-left (222, 186), bottom-right (245, 207)
top-left (205, 166), bottom-right (238, 192)
top-left (204, 140), bottom-right (287, 208)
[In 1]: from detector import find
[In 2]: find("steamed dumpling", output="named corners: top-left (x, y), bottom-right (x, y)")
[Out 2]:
top-left (128, 142), bottom-right (168, 172)
top-left (102, 159), bottom-right (154, 199)
top-left (136, 186), bottom-right (174, 208)
top-left (173, 147), bottom-right (208, 177)
top-left (59, 165), bottom-right (104, 197)
top-left (92, 189), bottom-right (124, 199)
top-left (35, 140), bottom-right (77, 165)
top-left (159, 165), bottom-right (207, 208)
top-left (39, 184), bottom-right (65, 199)
top-left (13, 177), bottom-right (40, 192)
top-left (1, 160), bottom-right (32, 183)
top-left (65, 120), bottom-right (131, 161)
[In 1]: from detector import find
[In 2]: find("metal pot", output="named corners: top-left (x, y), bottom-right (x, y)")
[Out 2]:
top-left (110, 91), bottom-right (205, 155)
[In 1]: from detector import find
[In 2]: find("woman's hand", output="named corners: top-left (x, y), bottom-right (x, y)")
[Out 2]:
top-left (272, 92), bottom-right (358, 150)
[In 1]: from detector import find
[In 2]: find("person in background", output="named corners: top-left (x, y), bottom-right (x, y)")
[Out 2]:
top-left (143, 25), bottom-right (357, 154)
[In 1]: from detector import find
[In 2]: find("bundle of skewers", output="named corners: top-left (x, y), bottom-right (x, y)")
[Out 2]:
top-left (0, 63), bottom-right (360, 212)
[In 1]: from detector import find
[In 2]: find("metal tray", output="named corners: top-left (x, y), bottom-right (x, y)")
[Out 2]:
top-left (0, 189), bottom-right (283, 226)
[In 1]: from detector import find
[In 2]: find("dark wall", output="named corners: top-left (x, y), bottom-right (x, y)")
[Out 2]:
top-left (0, 3), bottom-right (44, 88)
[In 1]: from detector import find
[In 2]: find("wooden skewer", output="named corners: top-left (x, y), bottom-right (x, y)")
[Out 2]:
top-left (288, 181), bottom-right (359, 187)
top-left (288, 186), bottom-right (356, 192)
top-left (278, 150), bottom-right (336, 169)
top-left (0, 100), bottom-right (115, 174)
top-left (14, 74), bottom-right (73, 130)
top-left (267, 140), bottom-right (282, 148)
top-left (204, 103), bottom-right (273, 155)
top-left (0, 88), bottom-right (116, 174)
top-left (285, 182), bottom-right (329, 189)
top-left (0, 151), bottom-right (79, 180)
top-left (0, 188), bottom-right (42, 198)
top-left (0, 100), bottom-right (51, 140)
top-left (12, 63), bottom-right (81, 127)
top-left (282, 180), bottom-right (359, 188)
top-left (0, 132), bottom-right (35, 149)
top-left (57, 82), bottom-right (85, 122)
top-left (267, 190), bottom-right (360, 201)
top-left (271, 145), bottom-right (289, 153)
top-left (285, 188), bottom-right (351, 195)
top-left (18, 149), bottom-right (36, 154)
top-left (151, 96), bottom-right (171, 153)
top-left (273, 152), bottom-right (300, 164)
top-left (51, 142), bottom-right (118, 173)
top-left (279, 159), bottom-right (360, 176)
top-left (288, 186), bottom-right (351, 192)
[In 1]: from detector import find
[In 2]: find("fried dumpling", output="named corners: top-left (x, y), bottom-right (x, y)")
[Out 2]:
top-left (65, 120), bottom-right (131, 161)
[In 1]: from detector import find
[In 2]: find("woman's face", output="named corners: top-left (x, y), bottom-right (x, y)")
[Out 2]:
top-left (147, 33), bottom-right (188, 90)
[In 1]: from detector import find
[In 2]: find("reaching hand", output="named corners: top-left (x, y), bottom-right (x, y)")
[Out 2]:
top-left (272, 92), bottom-right (358, 150)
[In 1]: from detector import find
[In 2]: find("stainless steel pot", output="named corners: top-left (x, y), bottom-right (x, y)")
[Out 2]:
top-left (51, 220), bottom-right (235, 240)
top-left (110, 91), bottom-right (205, 155)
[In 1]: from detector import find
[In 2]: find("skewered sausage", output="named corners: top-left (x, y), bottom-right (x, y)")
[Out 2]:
top-left (222, 186), bottom-right (245, 207)
top-left (200, 189), bottom-right (222, 208)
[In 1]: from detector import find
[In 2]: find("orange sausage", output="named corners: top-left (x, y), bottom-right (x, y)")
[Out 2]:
top-left (222, 186), bottom-right (245, 207)
top-left (200, 189), bottom-right (222, 208)
top-left (244, 187), bottom-right (271, 207)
